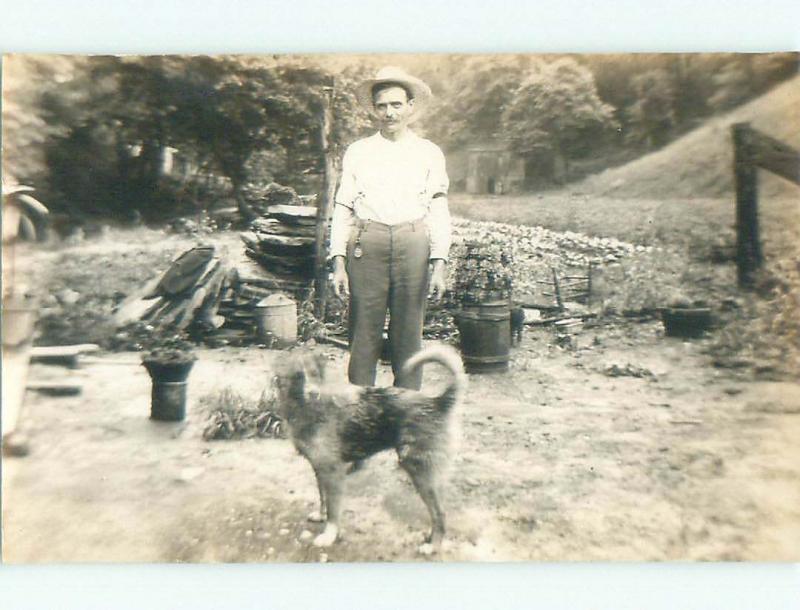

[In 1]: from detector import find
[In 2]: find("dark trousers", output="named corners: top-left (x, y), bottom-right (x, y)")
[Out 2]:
top-left (346, 218), bottom-right (430, 390)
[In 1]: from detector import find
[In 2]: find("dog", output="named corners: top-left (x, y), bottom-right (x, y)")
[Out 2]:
top-left (272, 344), bottom-right (466, 555)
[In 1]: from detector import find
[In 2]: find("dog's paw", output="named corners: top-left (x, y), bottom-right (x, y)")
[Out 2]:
top-left (418, 543), bottom-right (436, 556)
top-left (307, 510), bottom-right (325, 523)
top-left (313, 525), bottom-right (339, 548)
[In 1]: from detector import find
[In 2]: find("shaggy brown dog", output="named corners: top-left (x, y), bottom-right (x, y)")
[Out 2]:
top-left (273, 344), bottom-right (466, 555)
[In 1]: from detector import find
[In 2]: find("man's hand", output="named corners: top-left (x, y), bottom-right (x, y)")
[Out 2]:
top-left (428, 259), bottom-right (447, 302)
top-left (331, 256), bottom-right (349, 301)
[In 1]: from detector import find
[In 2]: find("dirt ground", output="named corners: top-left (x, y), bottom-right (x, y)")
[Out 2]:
top-left (4, 315), bottom-right (799, 563)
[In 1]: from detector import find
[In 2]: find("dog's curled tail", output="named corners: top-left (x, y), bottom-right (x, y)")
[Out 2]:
top-left (401, 345), bottom-right (467, 411)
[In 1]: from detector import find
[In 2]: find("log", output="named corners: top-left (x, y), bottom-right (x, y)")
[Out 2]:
top-left (173, 262), bottom-right (226, 330)
top-left (196, 268), bottom-right (228, 328)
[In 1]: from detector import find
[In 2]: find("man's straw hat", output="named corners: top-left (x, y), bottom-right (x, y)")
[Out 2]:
top-left (356, 66), bottom-right (432, 122)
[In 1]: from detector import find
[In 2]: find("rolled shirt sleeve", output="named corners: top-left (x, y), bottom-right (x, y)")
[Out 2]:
top-left (426, 145), bottom-right (451, 261)
top-left (427, 196), bottom-right (452, 261)
top-left (328, 146), bottom-right (357, 259)
top-left (427, 145), bottom-right (449, 198)
top-left (328, 202), bottom-right (354, 259)
top-left (334, 146), bottom-right (357, 209)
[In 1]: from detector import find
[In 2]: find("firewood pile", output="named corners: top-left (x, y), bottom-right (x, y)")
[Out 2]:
top-left (113, 245), bottom-right (232, 333)
top-left (240, 204), bottom-right (318, 282)
top-left (114, 244), bottom-right (310, 347)
top-left (113, 184), bottom-right (326, 347)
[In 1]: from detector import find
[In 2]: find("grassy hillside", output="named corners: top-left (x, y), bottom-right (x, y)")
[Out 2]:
top-left (575, 76), bottom-right (800, 200)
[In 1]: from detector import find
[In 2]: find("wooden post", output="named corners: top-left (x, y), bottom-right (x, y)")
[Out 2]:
top-left (551, 267), bottom-right (564, 311)
top-left (586, 262), bottom-right (594, 303)
top-left (732, 123), bottom-right (762, 288)
top-left (314, 84), bottom-right (336, 319)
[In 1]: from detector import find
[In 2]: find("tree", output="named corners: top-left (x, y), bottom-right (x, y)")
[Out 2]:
top-left (625, 69), bottom-right (676, 149)
top-left (419, 55), bottom-right (537, 151)
top-left (28, 55), bottom-right (376, 222)
top-left (501, 58), bottom-right (616, 183)
top-left (708, 53), bottom-right (798, 112)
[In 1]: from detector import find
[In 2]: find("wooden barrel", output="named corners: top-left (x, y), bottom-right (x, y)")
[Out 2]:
top-left (456, 300), bottom-right (510, 374)
top-left (254, 293), bottom-right (298, 345)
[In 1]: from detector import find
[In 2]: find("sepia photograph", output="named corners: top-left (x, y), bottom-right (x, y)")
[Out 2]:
top-left (2, 51), bottom-right (799, 564)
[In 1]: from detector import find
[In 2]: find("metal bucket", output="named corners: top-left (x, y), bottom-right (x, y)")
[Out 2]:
top-left (254, 293), bottom-right (297, 346)
top-left (456, 300), bottom-right (510, 374)
top-left (151, 380), bottom-right (188, 421)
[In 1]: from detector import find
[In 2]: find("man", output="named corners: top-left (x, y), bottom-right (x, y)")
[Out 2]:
top-left (329, 66), bottom-right (452, 390)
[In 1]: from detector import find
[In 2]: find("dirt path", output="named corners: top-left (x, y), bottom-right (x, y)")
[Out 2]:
top-left (4, 319), bottom-right (799, 563)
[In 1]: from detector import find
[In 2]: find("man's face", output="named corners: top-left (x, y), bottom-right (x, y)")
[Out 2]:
top-left (373, 86), bottom-right (414, 133)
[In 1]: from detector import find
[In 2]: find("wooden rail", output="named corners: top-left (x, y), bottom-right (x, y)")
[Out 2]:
top-left (732, 123), bottom-right (800, 287)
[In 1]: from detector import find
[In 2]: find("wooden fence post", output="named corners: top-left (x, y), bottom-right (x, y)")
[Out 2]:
top-left (314, 84), bottom-right (336, 319)
top-left (732, 122), bottom-right (762, 288)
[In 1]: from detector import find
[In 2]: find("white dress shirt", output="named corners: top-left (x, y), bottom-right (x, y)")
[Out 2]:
top-left (329, 130), bottom-right (452, 260)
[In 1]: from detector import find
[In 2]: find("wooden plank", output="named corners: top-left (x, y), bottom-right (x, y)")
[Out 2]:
top-left (252, 218), bottom-right (317, 237)
top-left (30, 344), bottom-right (101, 367)
top-left (113, 274), bottom-right (163, 326)
top-left (266, 204), bottom-right (317, 218)
top-left (256, 233), bottom-right (316, 248)
top-left (26, 381), bottom-right (83, 396)
top-left (750, 128), bottom-right (800, 185)
top-left (173, 263), bottom-right (225, 330)
top-left (31, 344), bottom-right (100, 358)
top-left (551, 267), bottom-right (563, 310)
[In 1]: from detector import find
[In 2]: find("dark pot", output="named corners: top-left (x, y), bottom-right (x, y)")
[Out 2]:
top-left (661, 308), bottom-right (713, 338)
top-left (142, 358), bottom-right (196, 383)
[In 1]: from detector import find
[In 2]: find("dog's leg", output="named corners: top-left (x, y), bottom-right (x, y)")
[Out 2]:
top-left (400, 458), bottom-right (445, 555)
top-left (313, 463), bottom-right (346, 548)
top-left (308, 463), bottom-right (327, 523)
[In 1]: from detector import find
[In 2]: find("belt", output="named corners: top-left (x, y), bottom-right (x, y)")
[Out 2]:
top-left (354, 217), bottom-right (425, 231)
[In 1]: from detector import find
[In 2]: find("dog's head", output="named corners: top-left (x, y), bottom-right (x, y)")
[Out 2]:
top-left (272, 350), bottom-right (328, 409)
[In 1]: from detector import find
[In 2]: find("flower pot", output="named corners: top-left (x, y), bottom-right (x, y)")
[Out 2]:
top-left (150, 380), bottom-right (189, 422)
top-left (661, 307), bottom-right (713, 338)
top-left (142, 356), bottom-right (195, 422)
top-left (142, 358), bottom-right (195, 383)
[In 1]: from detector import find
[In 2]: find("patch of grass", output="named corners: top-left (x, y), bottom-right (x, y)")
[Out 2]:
top-left (199, 386), bottom-right (284, 440)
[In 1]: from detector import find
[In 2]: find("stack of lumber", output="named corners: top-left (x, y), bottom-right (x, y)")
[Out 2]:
top-left (114, 245), bottom-right (234, 333)
top-left (240, 204), bottom-right (318, 280)
top-left (114, 243), bottom-right (311, 346)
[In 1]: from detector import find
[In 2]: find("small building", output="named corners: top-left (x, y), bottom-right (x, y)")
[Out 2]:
top-left (464, 140), bottom-right (526, 194)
